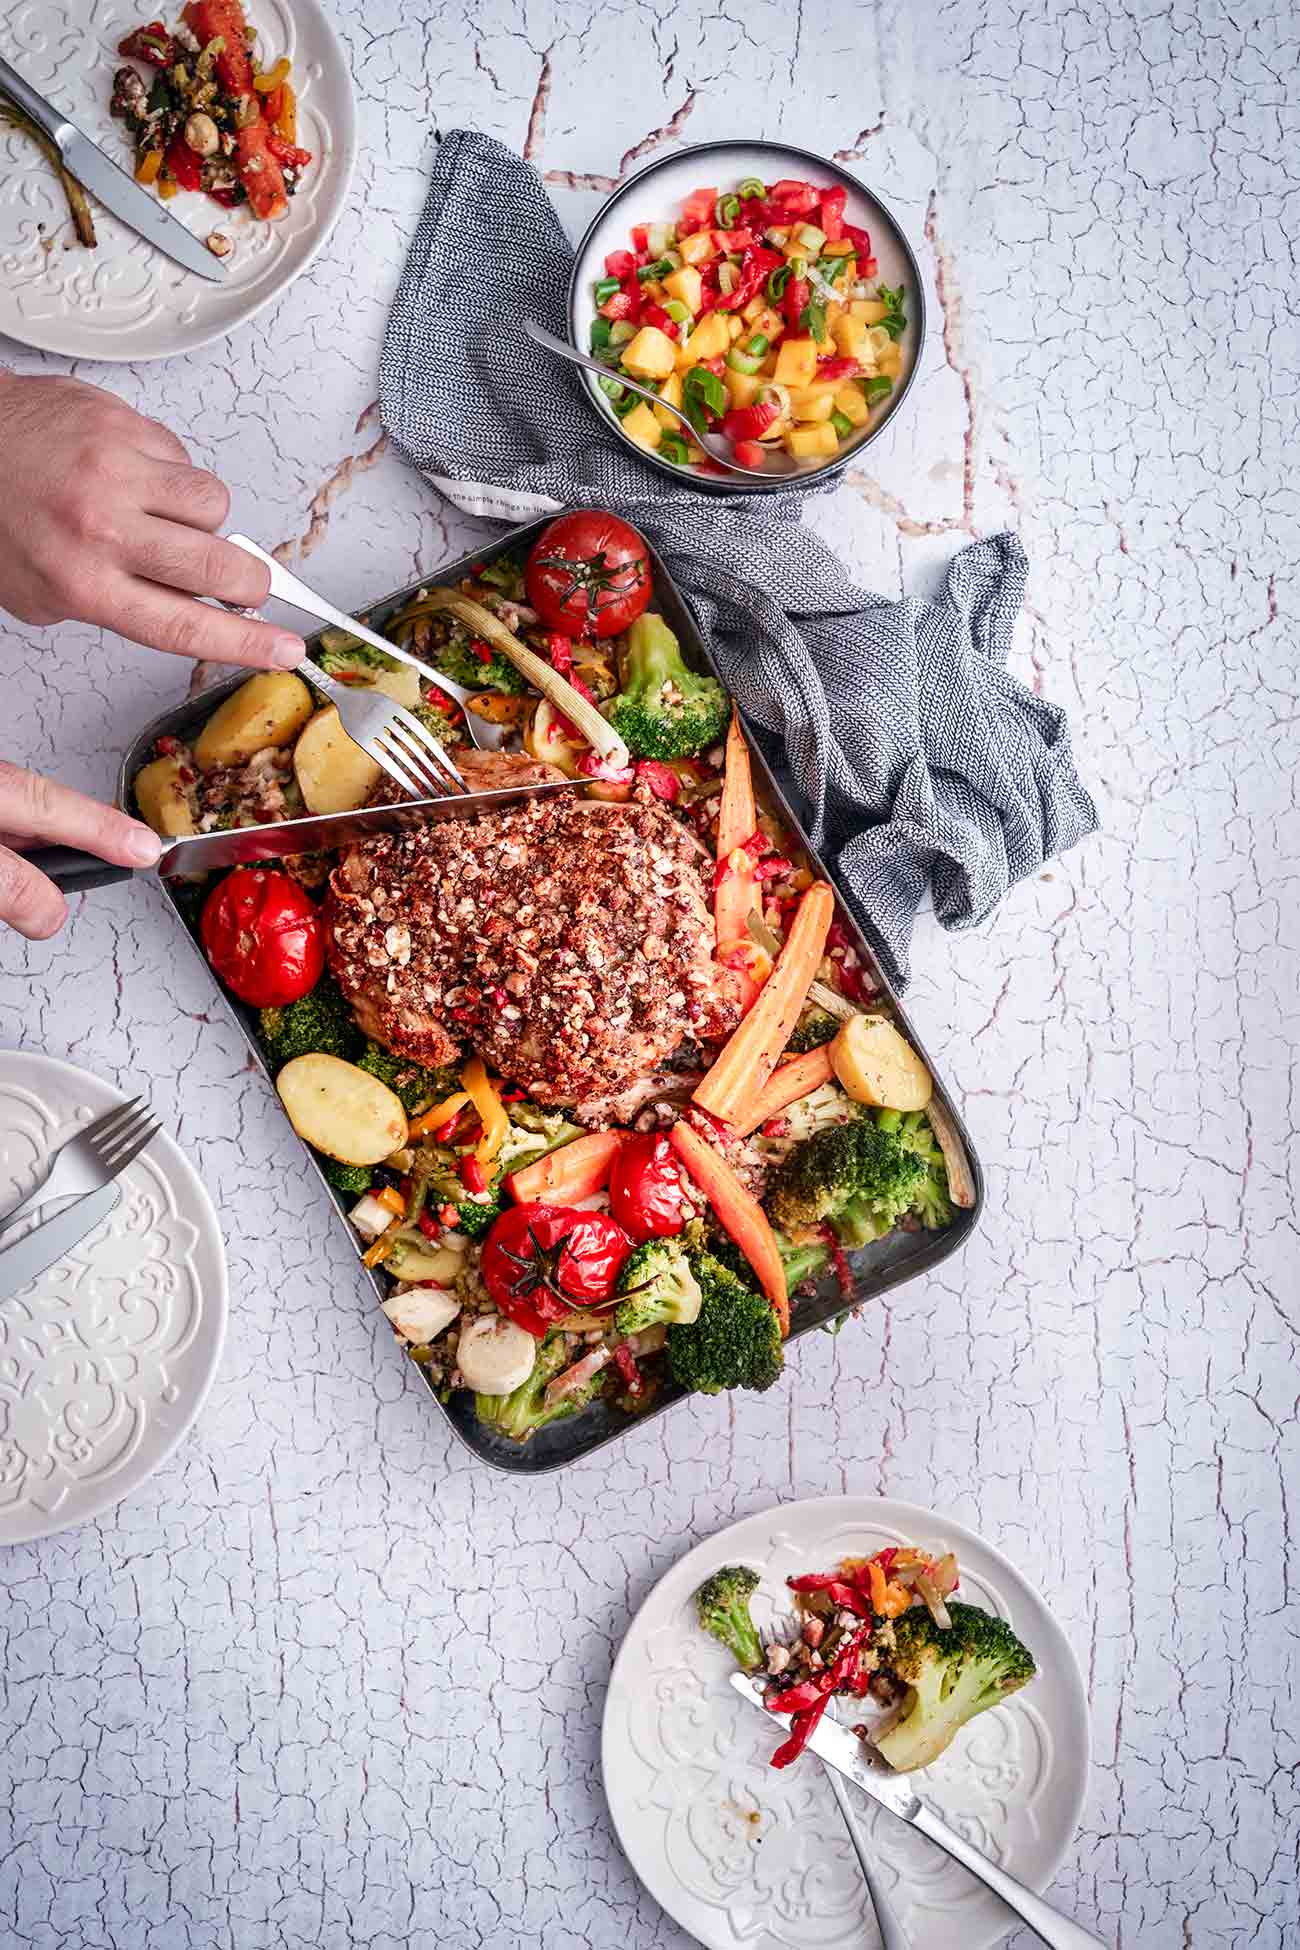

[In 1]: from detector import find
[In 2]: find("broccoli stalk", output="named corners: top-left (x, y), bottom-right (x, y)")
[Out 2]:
top-left (767, 1116), bottom-right (926, 1246)
top-left (778, 1237), bottom-right (831, 1289)
top-left (474, 1332), bottom-right (604, 1441)
top-left (667, 1252), bottom-right (784, 1395)
top-left (356, 1042), bottom-right (460, 1117)
top-left (613, 1237), bottom-right (703, 1340)
top-left (694, 1565), bottom-right (763, 1670)
top-left (606, 613), bottom-right (729, 759)
top-left (258, 972), bottom-right (361, 1070)
top-left (872, 1601), bottom-right (1037, 1772)
top-left (880, 1109), bottom-right (955, 1230)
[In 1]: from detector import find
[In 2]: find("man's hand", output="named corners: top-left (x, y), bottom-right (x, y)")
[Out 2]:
top-left (0, 763), bottom-right (162, 940)
top-left (0, 373), bottom-right (305, 669)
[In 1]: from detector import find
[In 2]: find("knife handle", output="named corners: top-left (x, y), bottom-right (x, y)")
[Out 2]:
top-left (20, 847), bottom-right (137, 893)
top-left (911, 1800), bottom-right (1108, 1949)
top-left (0, 55), bottom-right (63, 141)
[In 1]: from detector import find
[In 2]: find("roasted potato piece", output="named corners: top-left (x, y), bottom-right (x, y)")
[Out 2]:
top-left (830, 1014), bottom-right (933, 1112)
top-left (384, 1236), bottom-right (467, 1285)
top-left (368, 665), bottom-right (421, 710)
top-left (133, 754), bottom-right (197, 837)
top-left (292, 706), bottom-right (382, 814)
top-left (276, 1054), bottom-right (407, 1164)
top-left (193, 672), bottom-right (314, 770)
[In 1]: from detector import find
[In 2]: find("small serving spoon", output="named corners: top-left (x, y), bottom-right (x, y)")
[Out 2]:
top-left (524, 318), bottom-right (791, 481)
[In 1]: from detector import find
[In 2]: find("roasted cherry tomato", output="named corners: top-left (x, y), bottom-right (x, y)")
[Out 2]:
top-left (525, 512), bottom-right (651, 639)
top-left (481, 1202), bottom-right (634, 1336)
top-left (608, 1134), bottom-right (690, 1243)
top-left (200, 867), bottom-right (324, 1008)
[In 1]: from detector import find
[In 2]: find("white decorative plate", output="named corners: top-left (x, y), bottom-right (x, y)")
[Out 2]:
top-left (0, 1050), bottom-right (226, 1545)
top-left (602, 1496), bottom-right (1090, 1950)
top-left (0, 0), bottom-right (356, 360)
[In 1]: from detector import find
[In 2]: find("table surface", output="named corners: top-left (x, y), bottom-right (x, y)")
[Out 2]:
top-left (1, 4), bottom-right (1295, 1947)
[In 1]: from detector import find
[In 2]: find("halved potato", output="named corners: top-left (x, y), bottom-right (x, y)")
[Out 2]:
top-left (133, 754), bottom-right (197, 837)
top-left (830, 1015), bottom-right (933, 1112)
top-left (384, 1236), bottom-right (467, 1285)
top-left (193, 672), bottom-right (314, 769)
top-left (276, 1054), bottom-right (407, 1164)
top-left (293, 706), bottom-right (383, 813)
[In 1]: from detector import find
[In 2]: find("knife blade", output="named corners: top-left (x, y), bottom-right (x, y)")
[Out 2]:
top-left (24, 779), bottom-right (582, 893)
top-left (0, 54), bottom-right (226, 283)
top-left (729, 1672), bottom-right (1108, 1949)
top-left (0, 1182), bottom-right (121, 1304)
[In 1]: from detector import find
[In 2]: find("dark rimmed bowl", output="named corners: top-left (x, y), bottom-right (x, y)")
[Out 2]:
top-left (566, 138), bottom-right (926, 495)
top-left (119, 518), bottom-right (980, 1472)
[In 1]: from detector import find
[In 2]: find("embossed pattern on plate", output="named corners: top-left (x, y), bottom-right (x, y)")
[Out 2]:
top-left (602, 1495), bottom-right (1089, 1950)
top-left (0, 0), bottom-right (356, 359)
top-left (0, 1049), bottom-right (226, 1544)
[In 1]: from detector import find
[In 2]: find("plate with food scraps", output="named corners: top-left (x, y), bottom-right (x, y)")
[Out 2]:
top-left (0, 0), bottom-right (356, 360)
top-left (602, 1494), bottom-right (1090, 1950)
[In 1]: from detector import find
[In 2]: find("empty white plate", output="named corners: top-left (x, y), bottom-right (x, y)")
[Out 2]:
top-left (0, 1050), bottom-right (226, 1545)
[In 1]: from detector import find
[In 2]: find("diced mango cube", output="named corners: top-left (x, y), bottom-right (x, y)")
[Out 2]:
top-left (830, 312), bottom-right (870, 361)
top-left (758, 417), bottom-right (790, 444)
top-left (877, 341), bottom-right (903, 377)
top-left (785, 422), bottom-right (839, 461)
top-left (773, 337), bottom-right (819, 388)
top-left (850, 299), bottom-right (889, 324)
top-left (724, 367), bottom-right (762, 409)
top-left (822, 239), bottom-right (855, 258)
top-left (654, 370), bottom-right (684, 427)
top-left (622, 326), bottom-right (678, 379)
top-left (741, 294), bottom-right (767, 323)
top-left (749, 306), bottom-right (784, 343)
top-left (678, 311), bottom-right (730, 363)
top-left (788, 386), bottom-right (838, 423)
top-left (727, 314), bottom-right (744, 340)
top-left (833, 383), bottom-right (870, 427)
top-left (663, 265), bottom-right (703, 313)
top-left (867, 324), bottom-right (893, 356)
top-left (678, 230), bottom-right (715, 267)
top-left (620, 401), bottom-right (663, 452)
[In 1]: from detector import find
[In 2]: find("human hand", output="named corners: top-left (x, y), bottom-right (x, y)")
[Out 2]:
top-left (0, 372), bottom-right (305, 670)
top-left (0, 762), bottom-right (161, 940)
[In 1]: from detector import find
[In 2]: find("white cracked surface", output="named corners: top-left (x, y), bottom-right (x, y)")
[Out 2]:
top-left (1, 2), bottom-right (1296, 1945)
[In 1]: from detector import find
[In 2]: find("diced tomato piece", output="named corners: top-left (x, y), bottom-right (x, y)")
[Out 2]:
top-left (630, 224), bottom-right (649, 251)
top-left (768, 178), bottom-right (819, 215)
top-left (234, 121), bottom-right (288, 220)
top-left (723, 401), bottom-right (780, 442)
top-left (844, 222), bottom-right (872, 261)
top-left (681, 186), bottom-right (718, 229)
top-left (604, 248), bottom-right (635, 279)
top-left (164, 132), bottom-right (203, 193)
top-left (816, 357), bottom-right (860, 380)
top-left (599, 289), bottom-right (636, 321)
top-left (640, 303), bottom-right (678, 339)
top-left (634, 760), bottom-right (680, 803)
top-left (819, 186), bottom-right (846, 241)
top-left (713, 228), bottom-right (754, 252)
top-left (732, 440), bottom-right (766, 469)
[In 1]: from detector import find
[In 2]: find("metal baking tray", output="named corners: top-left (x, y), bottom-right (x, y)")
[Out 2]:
top-left (118, 518), bottom-right (983, 1473)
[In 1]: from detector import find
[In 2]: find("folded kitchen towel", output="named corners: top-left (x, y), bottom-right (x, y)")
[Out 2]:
top-left (378, 129), bottom-right (1098, 988)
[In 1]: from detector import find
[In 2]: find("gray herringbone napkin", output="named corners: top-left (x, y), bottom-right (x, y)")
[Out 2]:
top-left (379, 130), bottom-right (1097, 988)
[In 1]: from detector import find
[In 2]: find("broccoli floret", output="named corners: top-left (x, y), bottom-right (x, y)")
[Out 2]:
top-left (258, 973), bottom-right (360, 1070)
top-left (474, 555), bottom-right (526, 601)
top-left (474, 1332), bottom-right (604, 1442)
top-left (767, 1116), bottom-right (925, 1244)
top-left (356, 1042), bottom-right (460, 1116)
top-left (667, 1252), bottom-right (783, 1395)
top-left (455, 1193), bottom-right (503, 1241)
top-left (412, 701), bottom-right (462, 746)
top-left (432, 626), bottom-right (526, 695)
top-left (321, 1158), bottom-right (372, 1196)
top-left (878, 1110), bottom-right (954, 1230)
top-left (872, 1601), bottom-right (1037, 1772)
top-left (497, 1106), bottom-right (583, 1174)
top-left (694, 1565), bottom-right (763, 1670)
top-left (606, 613), bottom-right (729, 759)
top-left (786, 1009), bottom-right (841, 1054)
top-left (614, 1237), bottom-right (703, 1340)
top-left (314, 629), bottom-right (400, 681)
top-left (779, 1237), bottom-right (831, 1289)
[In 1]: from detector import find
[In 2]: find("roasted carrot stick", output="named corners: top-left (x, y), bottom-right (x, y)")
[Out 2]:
top-left (668, 1121), bottom-right (789, 1333)
top-left (694, 882), bottom-right (836, 1128)
top-left (732, 1045), bottom-right (835, 1138)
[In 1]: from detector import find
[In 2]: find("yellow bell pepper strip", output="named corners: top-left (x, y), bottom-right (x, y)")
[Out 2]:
top-left (253, 56), bottom-right (291, 92)
top-left (462, 1057), bottom-right (509, 1168)
top-left (407, 1091), bottom-right (470, 1141)
top-left (362, 1217), bottom-right (403, 1268)
top-left (275, 80), bottom-right (297, 144)
top-left (135, 149), bottom-right (163, 186)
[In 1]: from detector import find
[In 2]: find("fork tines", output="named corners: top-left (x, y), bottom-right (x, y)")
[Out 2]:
top-left (367, 705), bottom-right (465, 798)
top-left (91, 1101), bottom-right (161, 1176)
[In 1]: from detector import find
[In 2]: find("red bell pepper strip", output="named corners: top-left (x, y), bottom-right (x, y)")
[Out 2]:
top-left (459, 1154), bottom-right (488, 1194)
top-left (611, 1343), bottom-right (643, 1396)
top-left (769, 1622), bottom-right (873, 1769)
top-left (719, 245), bottom-right (784, 312)
top-left (267, 134), bottom-right (312, 171)
top-left (640, 303), bottom-right (678, 339)
top-left (786, 1575), bottom-right (872, 1615)
top-left (782, 276), bottom-right (810, 328)
top-left (163, 132), bottom-right (204, 193)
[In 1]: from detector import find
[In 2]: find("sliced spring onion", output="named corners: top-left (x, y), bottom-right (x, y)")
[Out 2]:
top-left (663, 248), bottom-right (683, 270)
top-left (637, 256), bottom-right (674, 282)
top-left (662, 298), bottom-right (692, 327)
top-left (613, 391), bottom-right (642, 418)
top-left (766, 264), bottom-right (792, 301)
top-left (715, 192), bottom-right (740, 226)
top-left (795, 222), bottom-right (826, 252)
top-left (413, 590), bottom-right (630, 767)
top-left (646, 221), bottom-right (675, 255)
top-left (594, 275), bottom-right (620, 303)
top-left (598, 375), bottom-right (626, 403)
top-left (608, 319), bottom-right (637, 347)
top-left (737, 176), bottom-right (766, 199)
top-left (806, 261), bottom-right (843, 306)
top-left (717, 261), bottom-right (738, 296)
top-left (860, 375), bottom-right (893, 405)
top-left (725, 344), bottom-right (763, 374)
top-left (658, 433), bottom-right (690, 464)
top-left (746, 333), bottom-right (770, 357)
top-left (830, 408), bottom-right (854, 439)
top-left (589, 316), bottom-right (612, 350)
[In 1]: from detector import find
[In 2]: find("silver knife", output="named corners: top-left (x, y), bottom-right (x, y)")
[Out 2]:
top-left (0, 1182), bottom-right (121, 1304)
top-left (0, 53), bottom-right (226, 283)
top-left (730, 1672), bottom-right (1107, 1950)
top-left (22, 779), bottom-right (581, 894)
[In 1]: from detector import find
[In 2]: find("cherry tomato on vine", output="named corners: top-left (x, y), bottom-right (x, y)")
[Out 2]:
top-left (200, 867), bottom-right (324, 1008)
top-left (480, 1202), bottom-right (634, 1336)
top-left (525, 512), bottom-right (652, 639)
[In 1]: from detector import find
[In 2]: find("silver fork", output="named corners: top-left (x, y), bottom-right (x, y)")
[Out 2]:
top-left (0, 1098), bottom-right (161, 1234)
top-left (304, 659), bottom-right (464, 798)
top-left (226, 536), bottom-right (507, 760)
